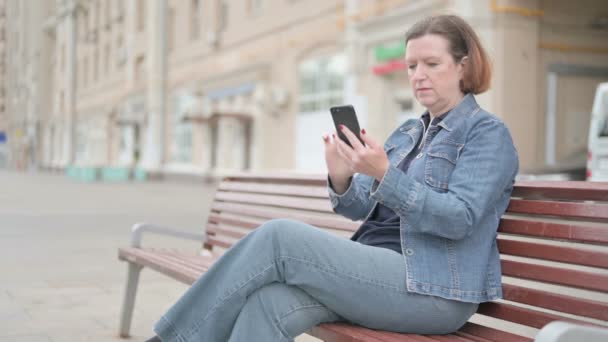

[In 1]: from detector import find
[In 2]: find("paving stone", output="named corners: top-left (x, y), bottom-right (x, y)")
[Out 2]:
top-left (0, 335), bottom-right (51, 342)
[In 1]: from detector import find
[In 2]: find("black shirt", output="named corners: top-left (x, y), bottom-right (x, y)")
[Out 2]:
top-left (351, 111), bottom-right (450, 253)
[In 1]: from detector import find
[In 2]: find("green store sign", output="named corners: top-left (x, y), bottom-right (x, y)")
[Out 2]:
top-left (374, 42), bottom-right (406, 62)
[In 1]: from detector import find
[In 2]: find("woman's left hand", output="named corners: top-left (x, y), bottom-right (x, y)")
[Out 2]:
top-left (335, 125), bottom-right (390, 182)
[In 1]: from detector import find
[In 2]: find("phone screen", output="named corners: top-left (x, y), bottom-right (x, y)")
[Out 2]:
top-left (330, 105), bottom-right (365, 147)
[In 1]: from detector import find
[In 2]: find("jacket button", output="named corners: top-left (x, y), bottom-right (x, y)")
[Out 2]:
top-left (405, 249), bottom-right (414, 256)
top-left (416, 153), bottom-right (423, 159)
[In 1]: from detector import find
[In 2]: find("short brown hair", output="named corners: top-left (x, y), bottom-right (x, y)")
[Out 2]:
top-left (405, 15), bottom-right (492, 94)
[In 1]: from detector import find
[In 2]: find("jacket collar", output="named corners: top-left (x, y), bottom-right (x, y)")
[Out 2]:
top-left (397, 93), bottom-right (480, 137)
top-left (437, 93), bottom-right (480, 132)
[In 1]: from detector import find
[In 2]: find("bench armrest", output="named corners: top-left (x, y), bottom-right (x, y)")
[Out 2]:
top-left (535, 321), bottom-right (608, 342)
top-left (130, 222), bottom-right (206, 248)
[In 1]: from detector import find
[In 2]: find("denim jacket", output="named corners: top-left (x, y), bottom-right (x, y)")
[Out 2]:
top-left (328, 94), bottom-right (519, 303)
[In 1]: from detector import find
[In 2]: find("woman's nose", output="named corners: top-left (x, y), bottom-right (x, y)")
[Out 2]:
top-left (411, 66), bottom-right (427, 81)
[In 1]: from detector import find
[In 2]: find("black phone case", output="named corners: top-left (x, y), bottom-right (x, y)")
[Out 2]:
top-left (330, 105), bottom-right (365, 147)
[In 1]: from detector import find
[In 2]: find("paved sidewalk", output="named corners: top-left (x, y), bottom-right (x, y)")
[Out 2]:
top-left (0, 170), bottom-right (319, 342)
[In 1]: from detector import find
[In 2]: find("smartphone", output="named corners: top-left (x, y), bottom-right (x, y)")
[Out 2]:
top-left (330, 105), bottom-right (365, 147)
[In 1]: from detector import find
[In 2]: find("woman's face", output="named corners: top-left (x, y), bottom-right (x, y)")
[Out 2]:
top-left (405, 34), bottom-right (466, 116)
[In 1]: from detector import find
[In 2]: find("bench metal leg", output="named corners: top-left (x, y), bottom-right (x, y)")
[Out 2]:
top-left (119, 263), bottom-right (143, 338)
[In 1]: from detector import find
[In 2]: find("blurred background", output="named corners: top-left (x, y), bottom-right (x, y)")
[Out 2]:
top-left (0, 0), bottom-right (607, 181)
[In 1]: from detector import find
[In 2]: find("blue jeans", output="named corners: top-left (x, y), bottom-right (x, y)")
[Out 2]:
top-left (154, 219), bottom-right (478, 341)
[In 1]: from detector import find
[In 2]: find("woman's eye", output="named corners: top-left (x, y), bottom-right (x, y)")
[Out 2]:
top-left (428, 63), bottom-right (438, 67)
top-left (408, 64), bottom-right (416, 70)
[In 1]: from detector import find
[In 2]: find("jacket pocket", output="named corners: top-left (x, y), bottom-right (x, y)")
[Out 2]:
top-left (425, 140), bottom-right (463, 191)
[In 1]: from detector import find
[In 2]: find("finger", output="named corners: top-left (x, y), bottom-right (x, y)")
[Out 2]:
top-left (339, 125), bottom-right (365, 152)
top-left (336, 136), bottom-right (355, 161)
top-left (335, 142), bottom-right (349, 164)
top-left (322, 133), bottom-right (330, 144)
top-left (359, 129), bottom-right (380, 149)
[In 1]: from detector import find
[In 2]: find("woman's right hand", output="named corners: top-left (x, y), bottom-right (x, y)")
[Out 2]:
top-left (323, 132), bottom-right (354, 194)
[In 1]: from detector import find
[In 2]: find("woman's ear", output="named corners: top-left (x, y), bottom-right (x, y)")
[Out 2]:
top-left (458, 56), bottom-right (468, 77)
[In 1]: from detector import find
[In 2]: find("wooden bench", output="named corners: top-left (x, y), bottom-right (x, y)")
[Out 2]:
top-left (118, 173), bottom-right (608, 341)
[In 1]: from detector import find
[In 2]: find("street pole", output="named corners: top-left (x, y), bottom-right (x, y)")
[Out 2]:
top-left (140, 0), bottom-right (167, 172)
top-left (61, 0), bottom-right (78, 167)
top-left (344, 0), bottom-right (366, 127)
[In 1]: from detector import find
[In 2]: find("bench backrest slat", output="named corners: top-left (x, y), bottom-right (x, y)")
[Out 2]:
top-left (215, 191), bottom-right (333, 213)
top-left (205, 175), bottom-right (608, 330)
top-left (211, 202), bottom-right (357, 232)
top-left (512, 181), bottom-right (608, 201)
top-left (507, 199), bottom-right (608, 220)
top-left (218, 181), bottom-right (329, 198)
top-left (496, 238), bottom-right (608, 268)
top-left (498, 218), bottom-right (608, 245)
top-left (501, 259), bottom-right (608, 292)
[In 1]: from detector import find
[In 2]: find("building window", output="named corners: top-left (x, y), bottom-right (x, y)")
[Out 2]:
top-left (219, 0), bottom-right (228, 31)
top-left (80, 11), bottom-right (89, 42)
top-left (61, 44), bottom-right (65, 71)
top-left (171, 93), bottom-right (194, 163)
top-left (83, 57), bottom-right (89, 86)
top-left (137, 0), bottom-right (145, 32)
top-left (105, 0), bottom-right (111, 27)
top-left (191, 0), bottom-right (201, 40)
top-left (60, 91), bottom-right (65, 114)
top-left (135, 56), bottom-right (145, 83)
top-left (75, 122), bottom-right (88, 163)
top-left (95, 0), bottom-right (101, 28)
top-left (116, 35), bottom-right (125, 68)
top-left (248, 0), bottom-right (262, 15)
top-left (93, 49), bottom-right (99, 81)
top-left (298, 55), bottom-right (345, 112)
top-left (104, 44), bottom-right (110, 74)
top-left (167, 7), bottom-right (175, 51)
top-left (115, 0), bottom-right (124, 22)
top-left (599, 92), bottom-right (608, 137)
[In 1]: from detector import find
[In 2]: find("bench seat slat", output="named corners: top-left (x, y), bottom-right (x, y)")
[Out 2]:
top-left (452, 331), bottom-right (493, 342)
top-left (211, 202), bottom-right (358, 232)
top-left (310, 323), bottom-right (443, 342)
top-left (125, 248), bottom-right (208, 276)
top-left (308, 323), bottom-right (389, 342)
top-left (496, 238), bottom-right (608, 268)
top-left (501, 259), bottom-right (608, 292)
top-left (498, 218), bottom-right (608, 244)
top-left (426, 335), bottom-right (475, 341)
top-left (160, 250), bottom-right (220, 270)
top-left (215, 191), bottom-right (333, 213)
top-left (502, 284), bottom-right (608, 321)
top-left (150, 250), bottom-right (209, 273)
top-left (354, 328), bottom-right (467, 341)
top-left (458, 323), bottom-right (531, 342)
top-left (507, 199), bottom-right (608, 220)
top-left (118, 248), bottom-right (201, 284)
top-left (119, 248), bottom-right (204, 277)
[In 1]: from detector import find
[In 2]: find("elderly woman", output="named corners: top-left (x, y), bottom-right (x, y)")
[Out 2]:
top-left (148, 14), bottom-right (518, 342)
